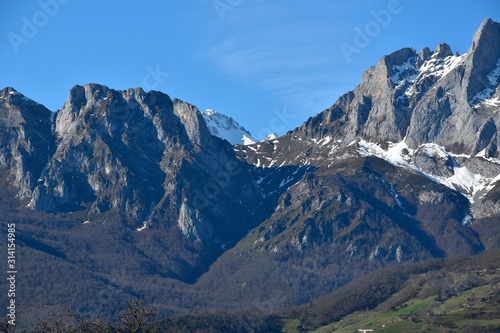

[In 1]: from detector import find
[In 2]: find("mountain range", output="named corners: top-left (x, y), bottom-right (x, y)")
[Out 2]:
top-left (0, 18), bottom-right (499, 328)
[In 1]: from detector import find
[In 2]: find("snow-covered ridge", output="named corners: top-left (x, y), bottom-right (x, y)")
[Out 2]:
top-left (418, 52), bottom-right (466, 80)
top-left (487, 58), bottom-right (500, 86)
top-left (471, 57), bottom-right (500, 108)
top-left (265, 133), bottom-right (278, 141)
top-left (357, 139), bottom-right (500, 204)
top-left (0, 89), bottom-right (37, 103)
top-left (390, 56), bottom-right (418, 86)
top-left (202, 109), bottom-right (256, 145)
top-left (391, 52), bottom-right (467, 100)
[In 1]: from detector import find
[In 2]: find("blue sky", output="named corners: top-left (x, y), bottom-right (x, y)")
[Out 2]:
top-left (1, 1), bottom-right (499, 139)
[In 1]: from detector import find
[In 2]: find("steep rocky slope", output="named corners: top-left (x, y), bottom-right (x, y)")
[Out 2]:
top-left (0, 87), bottom-right (54, 199)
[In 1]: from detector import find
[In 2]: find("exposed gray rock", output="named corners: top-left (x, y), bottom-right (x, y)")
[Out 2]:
top-left (463, 157), bottom-right (500, 178)
top-left (411, 146), bottom-right (456, 178)
top-left (417, 47), bottom-right (431, 67)
top-left (433, 42), bottom-right (453, 59)
top-left (406, 19), bottom-right (500, 156)
top-left (31, 84), bottom-right (178, 215)
top-left (0, 87), bottom-right (54, 199)
top-left (178, 200), bottom-right (214, 243)
top-left (278, 18), bottom-right (500, 221)
top-left (465, 18), bottom-right (500, 104)
top-left (418, 190), bottom-right (445, 204)
top-left (173, 99), bottom-right (211, 150)
top-left (472, 196), bottom-right (500, 219)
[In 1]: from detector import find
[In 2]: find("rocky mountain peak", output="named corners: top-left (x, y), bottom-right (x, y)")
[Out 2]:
top-left (0, 86), bottom-right (17, 96)
top-left (417, 47), bottom-right (432, 66)
top-left (465, 18), bottom-right (500, 104)
top-left (201, 109), bottom-right (256, 145)
top-left (0, 88), bottom-right (54, 199)
top-left (264, 133), bottom-right (278, 140)
top-left (55, 84), bottom-right (176, 141)
top-left (293, 19), bottom-right (499, 159)
top-left (1, 18), bottom-right (499, 319)
top-left (0, 86), bottom-right (44, 113)
top-left (471, 18), bottom-right (499, 52)
top-left (173, 99), bottom-right (212, 149)
top-left (383, 47), bottom-right (417, 71)
top-left (432, 42), bottom-right (453, 59)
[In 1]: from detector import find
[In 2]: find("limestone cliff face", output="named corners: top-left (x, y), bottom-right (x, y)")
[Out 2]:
top-left (0, 84), bottom-right (262, 258)
top-left (246, 19), bottom-right (499, 220)
top-left (0, 87), bottom-right (54, 199)
top-left (30, 84), bottom-right (185, 217)
top-left (406, 18), bottom-right (500, 156)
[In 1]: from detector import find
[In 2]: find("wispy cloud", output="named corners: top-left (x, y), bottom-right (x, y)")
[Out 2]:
top-left (206, 39), bottom-right (331, 75)
top-left (201, 29), bottom-right (347, 114)
top-left (196, 0), bottom-right (374, 130)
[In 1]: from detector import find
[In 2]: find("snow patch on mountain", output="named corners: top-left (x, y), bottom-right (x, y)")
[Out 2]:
top-left (488, 59), bottom-right (500, 84)
top-left (264, 133), bottom-right (278, 141)
top-left (396, 53), bottom-right (467, 99)
top-left (357, 139), bottom-right (500, 203)
top-left (390, 57), bottom-right (418, 85)
top-left (419, 52), bottom-right (466, 79)
top-left (202, 109), bottom-right (256, 145)
top-left (471, 57), bottom-right (500, 107)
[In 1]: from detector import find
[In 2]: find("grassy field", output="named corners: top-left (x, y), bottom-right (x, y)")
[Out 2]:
top-left (280, 269), bottom-right (500, 333)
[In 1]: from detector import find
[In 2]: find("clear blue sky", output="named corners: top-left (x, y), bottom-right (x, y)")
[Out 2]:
top-left (1, 0), bottom-right (499, 139)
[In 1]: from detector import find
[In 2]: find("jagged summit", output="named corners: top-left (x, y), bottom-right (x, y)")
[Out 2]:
top-left (0, 86), bottom-right (40, 107)
top-left (432, 42), bottom-right (453, 59)
top-left (471, 18), bottom-right (499, 53)
top-left (0, 87), bottom-right (54, 199)
top-left (0, 86), bottom-right (17, 94)
top-left (294, 18), bottom-right (499, 159)
top-left (466, 18), bottom-right (500, 107)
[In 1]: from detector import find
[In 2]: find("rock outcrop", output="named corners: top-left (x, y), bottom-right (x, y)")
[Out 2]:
top-left (0, 87), bottom-right (54, 199)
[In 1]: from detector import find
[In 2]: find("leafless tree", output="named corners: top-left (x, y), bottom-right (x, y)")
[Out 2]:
top-left (114, 299), bottom-right (158, 333)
